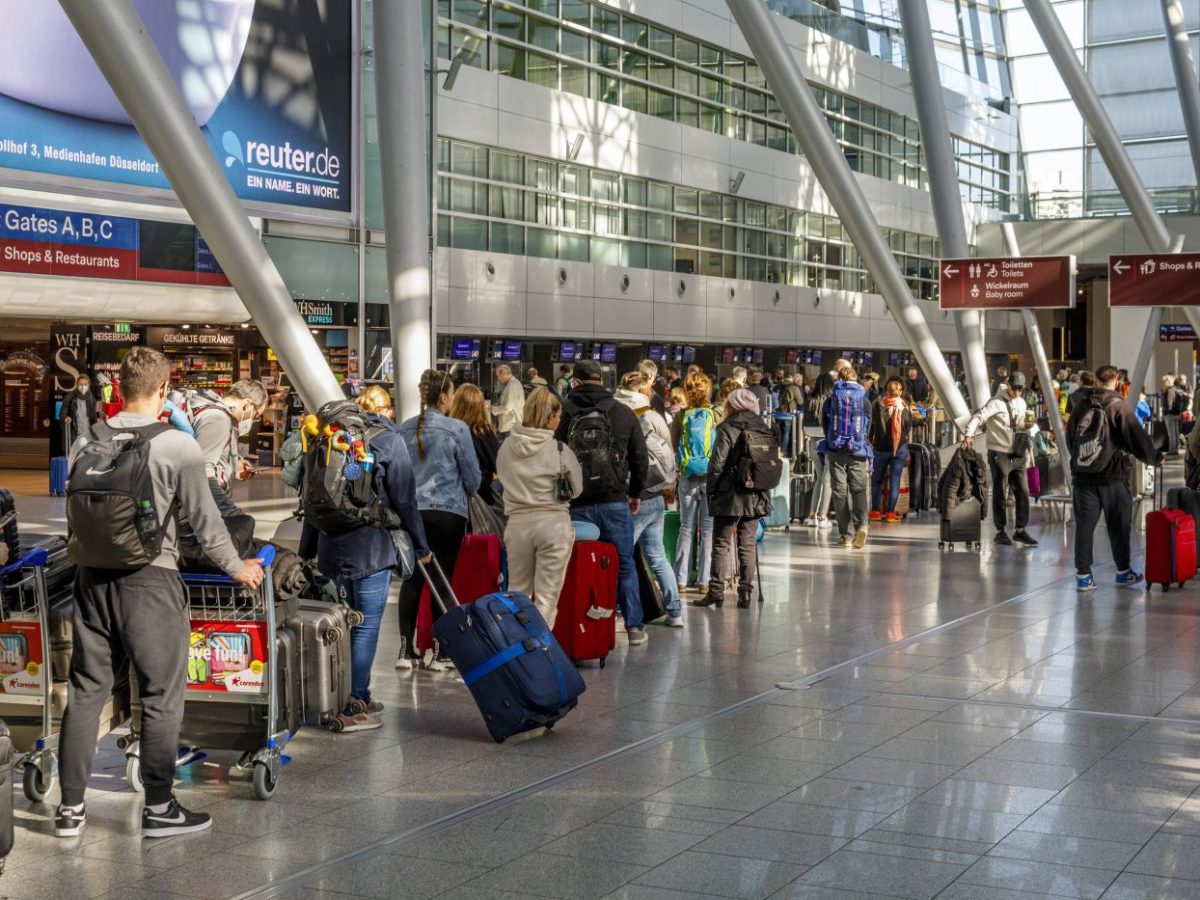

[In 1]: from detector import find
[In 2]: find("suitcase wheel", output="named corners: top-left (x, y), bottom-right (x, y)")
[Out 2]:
top-left (22, 761), bottom-right (54, 802)
top-left (938, 542), bottom-right (944, 550)
top-left (599, 657), bottom-right (606, 669)
top-left (347, 698), bottom-right (366, 716)
top-left (125, 754), bottom-right (143, 793)
top-left (328, 717), bottom-right (345, 733)
top-left (252, 762), bottom-right (278, 800)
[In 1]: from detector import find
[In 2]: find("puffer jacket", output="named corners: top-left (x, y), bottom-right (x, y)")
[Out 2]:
top-left (706, 409), bottom-right (774, 519)
top-left (938, 447), bottom-right (988, 518)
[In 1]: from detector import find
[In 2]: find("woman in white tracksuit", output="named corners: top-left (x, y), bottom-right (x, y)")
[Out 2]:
top-left (496, 387), bottom-right (583, 627)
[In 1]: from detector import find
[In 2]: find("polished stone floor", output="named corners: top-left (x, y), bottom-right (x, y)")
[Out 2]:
top-left (5, 465), bottom-right (1200, 899)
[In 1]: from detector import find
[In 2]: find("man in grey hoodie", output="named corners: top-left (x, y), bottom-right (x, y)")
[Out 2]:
top-left (55, 348), bottom-right (264, 842)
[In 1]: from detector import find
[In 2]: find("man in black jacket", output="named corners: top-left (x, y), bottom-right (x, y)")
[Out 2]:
top-left (557, 360), bottom-right (651, 645)
top-left (1070, 365), bottom-right (1162, 592)
top-left (59, 374), bottom-right (99, 445)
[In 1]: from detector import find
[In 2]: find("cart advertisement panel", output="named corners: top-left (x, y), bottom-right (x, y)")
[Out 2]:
top-left (0, 0), bottom-right (354, 220)
top-left (187, 620), bottom-right (268, 695)
top-left (0, 620), bottom-right (44, 695)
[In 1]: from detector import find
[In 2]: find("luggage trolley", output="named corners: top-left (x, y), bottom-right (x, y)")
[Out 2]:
top-left (0, 547), bottom-right (59, 801)
top-left (121, 546), bottom-right (292, 800)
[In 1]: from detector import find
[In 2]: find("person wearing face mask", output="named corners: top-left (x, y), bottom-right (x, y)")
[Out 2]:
top-left (59, 373), bottom-right (99, 446)
top-left (188, 379), bottom-right (268, 518)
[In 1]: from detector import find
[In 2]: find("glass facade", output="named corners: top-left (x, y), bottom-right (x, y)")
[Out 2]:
top-left (436, 137), bottom-right (943, 299)
top-left (437, 0), bottom-right (1012, 210)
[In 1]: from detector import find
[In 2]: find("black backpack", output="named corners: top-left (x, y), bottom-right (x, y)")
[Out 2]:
top-left (1071, 394), bottom-right (1119, 475)
top-left (735, 426), bottom-right (783, 492)
top-left (300, 400), bottom-right (399, 534)
top-left (67, 421), bottom-right (175, 570)
top-left (567, 400), bottom-right (628, 502)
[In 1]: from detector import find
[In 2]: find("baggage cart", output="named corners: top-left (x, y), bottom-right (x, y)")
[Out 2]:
top-left (121, 546), bottom-right (293, 800)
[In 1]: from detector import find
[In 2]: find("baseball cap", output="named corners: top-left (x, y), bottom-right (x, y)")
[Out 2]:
top-left (1008, 372), bottom-right (1027, 389)
top-left (571, 360), bottom-right (603, 381)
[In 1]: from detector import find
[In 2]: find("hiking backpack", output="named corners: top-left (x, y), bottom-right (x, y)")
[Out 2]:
top-left (1071, 394), bottom-right (1119, 475)
top-left (677, 407), bottom-right (716, 477)
top-left (735, 426), bottom-right (783, 492)
top-left (301, 399), bottom-right (399, 534)
top-left (567, 400), bottom-right (628, 501)
top-left (635, 409), bottom-right (676, 495)
top-left (824, 382), bottom-right (871, 457)
top-left (66, 421), bottom-right (175, 570)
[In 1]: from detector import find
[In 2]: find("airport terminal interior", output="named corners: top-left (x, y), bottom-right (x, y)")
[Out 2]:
top-left (7, 0), bottom-right (1200, 897)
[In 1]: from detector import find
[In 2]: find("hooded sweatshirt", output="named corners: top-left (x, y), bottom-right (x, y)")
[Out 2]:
top-left (615, 388), bottom-right (673, 499)
top-left (496, 423), bottom-right (583, 516)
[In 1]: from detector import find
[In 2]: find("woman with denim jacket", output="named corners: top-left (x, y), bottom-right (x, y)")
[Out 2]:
top-left (396, 370), bottom-right (481, 669)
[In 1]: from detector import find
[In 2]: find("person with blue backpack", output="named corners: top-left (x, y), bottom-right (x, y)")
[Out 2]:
top-left (822, 366), bottom-right (874, 549)
top-left (669, 372), bottom-right (717, 592)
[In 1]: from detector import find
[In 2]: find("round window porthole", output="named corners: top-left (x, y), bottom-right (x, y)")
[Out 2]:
top-left (484, 261), bottom-right (496, 281)
top-left (812, 294), bottom-right (821, 310)
top-left (557, 267), bottom-right (568, 286)
top-left (620, 274), bottom-right (631, 293)
top-left (773, 289), bottom-right (781, 305)
top-left (677, 279), bottom-right (687, 297)
top-left (728, 286), bottom-right (736, 300)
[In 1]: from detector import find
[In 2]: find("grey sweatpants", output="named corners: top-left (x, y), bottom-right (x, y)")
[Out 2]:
top-left (60, 565), bottom-right (188, 807)
top-left (829, 451), bottom-right (871, 535)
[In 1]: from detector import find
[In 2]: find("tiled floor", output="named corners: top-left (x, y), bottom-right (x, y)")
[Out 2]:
top-left (5, 463), bottom-right (1200, 899)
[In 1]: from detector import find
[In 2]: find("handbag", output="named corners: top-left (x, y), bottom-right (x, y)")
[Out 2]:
top-left (468, 492), bottom-right (507, 543)
top-left (555, 441), bottom-right (576, 502)
top-left (1008, 402), bottom-right (1033, 459)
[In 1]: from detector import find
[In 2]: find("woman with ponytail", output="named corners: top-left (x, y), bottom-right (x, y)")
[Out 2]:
top-left (396, 370), bottom-right (481, 669)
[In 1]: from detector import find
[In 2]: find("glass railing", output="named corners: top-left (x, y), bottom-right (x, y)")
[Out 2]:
top-left (1016, 187), bottom-right (1200, 221)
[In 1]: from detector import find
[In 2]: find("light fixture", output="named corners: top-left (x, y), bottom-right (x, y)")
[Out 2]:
top-left (985, 96), bottom-right (1011, 114)
top-left (567, 133), bottom-right (584, 161)
top-left (729, 171), bottom-right (745, 194)
top-left (181, 323), bottom-right (191, 329)
top-left (442, 55), bottom-right (463, 91)
top-left (240, 323), bottom-right (250, 329)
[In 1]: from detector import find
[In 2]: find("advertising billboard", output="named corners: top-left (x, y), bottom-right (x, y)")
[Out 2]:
top-left (0, 0), bottom-right (353, 221)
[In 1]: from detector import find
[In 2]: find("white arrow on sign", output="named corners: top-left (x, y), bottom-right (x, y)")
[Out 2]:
top-left (943, 265), bottom-right (959, 278)
top-left (1113, 260), bottom-right (1130, 275)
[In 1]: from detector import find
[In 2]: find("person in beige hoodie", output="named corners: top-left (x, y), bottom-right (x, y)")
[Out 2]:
top-left (496, 387), bottom-right (583, 627)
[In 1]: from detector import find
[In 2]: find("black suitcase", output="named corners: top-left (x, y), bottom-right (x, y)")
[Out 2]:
top-left (790, 474), bottom-right (815, 522)
top-left (907, 444), bottom-right (929, 512)
top-left (940, 498), bottom-right (982, 550)
top-left (1167, 487), bottom-right (1200, 535)
top-left (0, 720), bottom-right (11, 869)
top-left (921, 443), bottom-right (941, 511)
top-left (634, 546), bottom-right (667, 624)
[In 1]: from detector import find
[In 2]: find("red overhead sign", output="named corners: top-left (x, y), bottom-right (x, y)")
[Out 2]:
top-left (939, 256), bottom-right (1076, 310)
top-left (1109, 254), bottom-right (1200, 307)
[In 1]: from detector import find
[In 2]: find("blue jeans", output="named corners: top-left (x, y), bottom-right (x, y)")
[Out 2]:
top-left (571, 500), bottom-right (643, 630)
top-left (336, 569), bottom-right (392, 704)
top-left (775, 416), bottom-right (794, 458)
top-left (871, 445), bottom-right (910, 513)
top-left (632, 494), bottom-right (682, 617)
top-left (675, 475), bottom-right (713, 587)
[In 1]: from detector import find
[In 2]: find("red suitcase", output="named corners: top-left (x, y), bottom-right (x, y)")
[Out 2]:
top-left (552, 541), bottom-right (618, 667)
top-left (416, 533), bottom-right (503, 655)
top-left (1145, 508), bottom-right (1197, 592)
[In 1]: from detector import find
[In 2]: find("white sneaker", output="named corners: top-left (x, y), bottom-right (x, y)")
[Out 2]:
top-left (816, 519), bottom-right (833, 530)
top-left (665, 616), bottom-right (684, 628)
top-left (421, 650), bottom-right (448, 672)
top-left (802, 517), bottom-right (817, 527)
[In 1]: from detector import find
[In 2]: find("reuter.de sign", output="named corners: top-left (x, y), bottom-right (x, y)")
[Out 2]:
top-left (939, 256), bottom-right (1076, 310)
top-left (1109, 254), bottom-right (1200, 306)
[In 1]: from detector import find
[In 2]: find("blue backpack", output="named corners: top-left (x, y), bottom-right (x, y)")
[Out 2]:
top-left (677, 407), bottom-right (716, 477)
top-left (824, 381), bottom-right (872, 458)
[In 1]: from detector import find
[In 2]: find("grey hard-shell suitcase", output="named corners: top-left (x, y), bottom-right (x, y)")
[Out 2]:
top-left (939, 498), bottom-right (982, 550)
top-left (1167, 486), bottom-right (1200, 535)
top-left (289, 598), bottom-right (353, 729)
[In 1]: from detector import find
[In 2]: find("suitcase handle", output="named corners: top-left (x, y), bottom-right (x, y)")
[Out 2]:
top-left (180, 544), bottom-right (276, 585)
top-left (418, 556), bottom-right (459, 614)
top-left (0, 546), bottom-right (48, 576)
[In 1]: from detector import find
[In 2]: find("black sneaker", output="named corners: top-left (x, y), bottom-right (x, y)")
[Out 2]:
top-left (142, 798), bottom-right (212, 838)
top-left (995, 531), bottom-right (1012, 546)
top-left (54, 804), bottom-right (85, 838)
top-left (1013, 530), bottom-right (1038, 547)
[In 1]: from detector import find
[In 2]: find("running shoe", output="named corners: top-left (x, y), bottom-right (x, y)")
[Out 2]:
top-left (885, 512), bottom-right (901, 524)
top-left (1076, 573), bottom-right (1097, 592)
top-left (142, 798), bottom-right (212, 839)
top-left (54, 804), bottom-right (85, 838)
top-left (1116, 570), bottom-right (1145, 588)
top-left (333, 712), bottom-right (382, 733)
top-left (869, 510), bottom-right (883, 522)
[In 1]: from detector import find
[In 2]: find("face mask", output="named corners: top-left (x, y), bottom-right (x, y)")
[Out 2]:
top-left (238, 413), bottom-right (254, 436)
top-left (78, 386), bottom-right (89, 395)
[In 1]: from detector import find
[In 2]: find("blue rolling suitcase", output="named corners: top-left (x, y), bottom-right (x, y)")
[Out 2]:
top-left (49, 457), bottom-right (68, 496)
top-left (426, 561), bottom-right (586, 743)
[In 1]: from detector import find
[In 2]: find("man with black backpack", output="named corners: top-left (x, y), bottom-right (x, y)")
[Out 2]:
top-left (556, 361), bottom-right (650, 644)
top-left (822, 366), bottom-right (874, 549)
top-left (56, 348), bottom-right (264, 841)
top-left (1070, 365), bottom-right (1162, 592)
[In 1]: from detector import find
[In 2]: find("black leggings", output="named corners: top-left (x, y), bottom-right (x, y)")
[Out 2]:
top-left (398, 510), bottom-right (467, 642)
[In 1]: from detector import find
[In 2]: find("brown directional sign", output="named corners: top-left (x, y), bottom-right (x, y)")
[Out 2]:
top-left (938, 255), bottom-right (1076, 310)
top-left (1109, 254), bottom-right (1200, 307)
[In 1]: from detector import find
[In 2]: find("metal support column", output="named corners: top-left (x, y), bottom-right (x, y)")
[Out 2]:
top-left (1026, 0), bottom-right (1200, 361)
top-left (1162, 0), bottom-right (1200, 185)
top-left (726, 0), bottom-right (970, 426)
top-left (1002, 224), bottom-right (1072, 493)
top-left (373, 0), bottom-right (433, 421)
top-left (59, 0), bottom-right (342, 412)
top-left (897, 0), bottom-right (990, 411)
